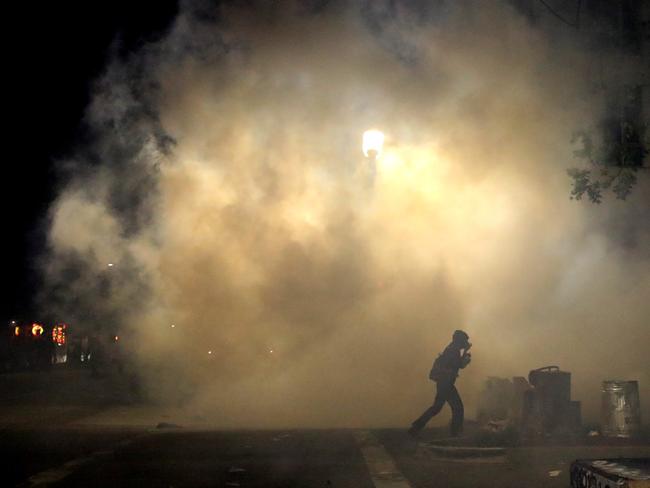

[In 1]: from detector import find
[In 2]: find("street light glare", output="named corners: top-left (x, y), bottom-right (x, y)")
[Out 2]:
top-left (362, 129), bottom-right (384, 158)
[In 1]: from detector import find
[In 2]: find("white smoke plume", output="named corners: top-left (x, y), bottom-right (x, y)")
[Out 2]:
top-left (41, 0), bottom-right (650, 427)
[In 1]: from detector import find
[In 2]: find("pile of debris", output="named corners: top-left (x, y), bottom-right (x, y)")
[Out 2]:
top-left (477, 365), bottom-right (581, 440)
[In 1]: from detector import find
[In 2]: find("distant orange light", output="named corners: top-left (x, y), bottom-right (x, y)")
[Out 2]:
top-left (31, 323), bottom-right (44, 336)
top-left (14, 326), bottom-right (20, 336)
top-left (114, 335), bottom-right (119, 342)
top-left (52, 324), bottom-right (67, 345)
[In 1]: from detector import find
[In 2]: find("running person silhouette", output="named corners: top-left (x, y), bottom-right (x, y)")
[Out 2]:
top-left (409, 330), bottom-right (472, 437)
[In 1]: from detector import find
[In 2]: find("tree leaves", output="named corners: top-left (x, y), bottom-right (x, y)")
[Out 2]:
top-left (568, 121), bottom-right (647, 204)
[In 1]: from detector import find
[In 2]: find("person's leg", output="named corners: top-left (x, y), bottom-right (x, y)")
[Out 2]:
top-left (410, 381), bottom-right (452, 433)
top-left (447, 385), bottom-right (464, 436)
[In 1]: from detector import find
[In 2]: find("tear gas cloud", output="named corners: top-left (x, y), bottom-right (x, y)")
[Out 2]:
top-left (42, 0), bottom-right (650, 427)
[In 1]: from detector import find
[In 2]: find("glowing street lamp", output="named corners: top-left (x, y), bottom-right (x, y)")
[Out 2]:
top-left (362, 129), bottom-right (384, 159)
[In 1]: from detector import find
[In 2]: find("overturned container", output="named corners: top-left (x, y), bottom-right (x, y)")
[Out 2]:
top-left (601, 380), bottom-right (641, 438)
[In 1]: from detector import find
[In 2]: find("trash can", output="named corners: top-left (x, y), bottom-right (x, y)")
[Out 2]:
top-left (528, 366), bottom-right (571, 403)
top-left (527, 366), bottom-right (575, 434)
top-left (601, 380), bottom-right (641, 438)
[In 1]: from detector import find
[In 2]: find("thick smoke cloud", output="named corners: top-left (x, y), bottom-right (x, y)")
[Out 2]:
top-left (41, 0), bottom-right (650, 427)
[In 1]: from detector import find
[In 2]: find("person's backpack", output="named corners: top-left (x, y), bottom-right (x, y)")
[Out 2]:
top-left (428, 354), bottom-right (443, 381)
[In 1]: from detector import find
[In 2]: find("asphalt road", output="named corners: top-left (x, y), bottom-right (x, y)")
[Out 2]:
top-left (2, 369), bottom-right (649, 487)
top-left (3, 425), bottom-right (649, 487)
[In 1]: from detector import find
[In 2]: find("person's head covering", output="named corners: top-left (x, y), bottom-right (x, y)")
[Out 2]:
top-left (452, 329), bottom-right (470, 347)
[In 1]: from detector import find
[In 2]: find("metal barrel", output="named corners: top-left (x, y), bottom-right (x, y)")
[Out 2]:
top-left (528, 366), bottom-right (571, 403)
top-left (601, 380), bottom-right (642, 438)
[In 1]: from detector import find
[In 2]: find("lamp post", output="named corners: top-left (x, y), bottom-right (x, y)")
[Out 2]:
top-left (362, 129), bottom-right (384, 183)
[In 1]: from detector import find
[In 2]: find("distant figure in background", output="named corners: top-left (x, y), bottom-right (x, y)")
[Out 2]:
top-left (409, 329), bottom-right (472, 438)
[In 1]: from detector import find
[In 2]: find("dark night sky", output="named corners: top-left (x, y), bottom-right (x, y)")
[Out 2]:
top-left (2, 1), bottom-right (179, 321)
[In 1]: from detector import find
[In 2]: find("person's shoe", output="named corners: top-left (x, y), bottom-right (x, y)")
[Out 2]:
top-left (407, 424), bottom-right (421, 438)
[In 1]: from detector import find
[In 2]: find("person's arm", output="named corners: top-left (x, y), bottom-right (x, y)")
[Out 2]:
top-left (460, 344), bottom-right (472, 368)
